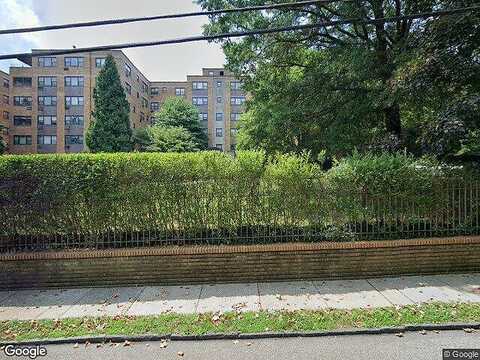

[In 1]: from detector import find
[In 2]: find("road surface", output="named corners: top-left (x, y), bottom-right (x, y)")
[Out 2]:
top-left (3, 330), bottom-right (478, 360)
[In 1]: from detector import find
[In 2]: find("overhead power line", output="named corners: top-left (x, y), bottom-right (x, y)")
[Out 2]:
top-left (0, 6), bottom-right (478, 61)
top-left (0, 0), bottom-right (348, 35)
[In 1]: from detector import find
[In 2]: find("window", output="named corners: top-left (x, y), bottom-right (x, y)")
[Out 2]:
top-left (2, 111), bottom-right (9, 120)
top-left (38, 76), bottom-right (57, 88)
top-left (192, 81), bottom-right (208, 90)
top-left (65, 76), bottom-right (84, 87)
top-left (175, 88), bottom-right (185, 96)
top-left (231, 97), bottom-right (246, 106)
top-left (208, 71), bottom-right (214, 76)
top-left (150, 102), bottom-right (160, 112)
top-left (151, 87), bottom-right (159, 95)
top-left (142, 98), bottom-right (148, 109)
top-left (136, 92), bottom-right (139, 98)
top-left (132, 105), bottom-right (136, 113)
top-left (65, 115), bottom-right (84, 126)
top-left (3, 78), bottom-right (9, 88)
top-left (65, 96), bottom-right (84, 106)
top-left (38, 57), bottom-right (56, 67)
top-left (13, 116), bottom-right (31, 126)
top-left (13, 135), bottom-right (32, 145)
top-left (95, 58), bottom-right (106, 68)
top-left (2, 95), bottom-right (8, 105)
top-left (230, 113), bottom-right (242, 122)
top-left (220, 71), bottom-right (225, 76)
top-left (141, 81), bottom-right (148, 93)
top-left (216, 113), bottom-right (223, 121)
top-left (192, 97), bottom-right (208, 105)
top-left (13, 77), bottom-right (32, 87)
top-left (65, 135), bottom-right (84, 145)
top-left (125, 63), bottom-right (132, 77)
top-left (216, 96), bottom-right (222, 103)
top-left (216, 144), bottom-right (223, 151)
top-left (13, 96), bottom-right (32, 107)
top-left (199, 113), bottom-right (208, 121)
top-left (231, 81), bottom-right (243, 90)
top-left (216, 81), bottom-right (222, 88)
top-left (216, 128), bottom-right (223, 137)
top-left (38, 116), bottom-right (57, 127)
top-left (231, 128), bottom-right (238, 137)
top-left (38, 96), bottom-right (57, 106)
top-left (162, 87), bottom-right (168, 92)
top-left (38, 135), bottom-right (57, 145)
top-left (125, 83), bottom-right (132, 95)
top-left (64, 57), bottom-right (84, 68)
top-left (140, 112), bottom-right (145, 123)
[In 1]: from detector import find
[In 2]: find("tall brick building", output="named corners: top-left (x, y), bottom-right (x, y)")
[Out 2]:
top-left (2, 49), bottom-right (245, 154)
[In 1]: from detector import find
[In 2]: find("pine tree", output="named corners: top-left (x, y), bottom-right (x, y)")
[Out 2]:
top-left (86, 55), bottom-right (132, 152)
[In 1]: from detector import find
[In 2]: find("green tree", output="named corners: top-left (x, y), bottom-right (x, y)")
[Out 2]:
top-left (154, 97), bottom-right (208, 149)
top-left (86, 55), bottom-right (132, 152)
top-left (0, 124), bottom-right (6, 155)
top-left (132, 125), bottom-right (200, 153)
top-left (197, 0), bottom-right (479, 159)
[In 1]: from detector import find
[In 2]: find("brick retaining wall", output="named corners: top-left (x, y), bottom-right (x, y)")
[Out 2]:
top-left (1, 236), bottom-right (480, 289)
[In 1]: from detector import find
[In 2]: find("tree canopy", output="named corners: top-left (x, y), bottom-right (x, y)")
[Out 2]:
top-left (154, 97), bottom-right (208, 150)
top-left (86, 55), bottom-right (133, 153)
top-left (197, 0), bottom-right (480, 161)
top-left (133, 125), bottom-right (201, 153)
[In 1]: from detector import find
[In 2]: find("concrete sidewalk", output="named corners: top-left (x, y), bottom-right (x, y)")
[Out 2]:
top-left (0, 273), bottom-right (479, 321)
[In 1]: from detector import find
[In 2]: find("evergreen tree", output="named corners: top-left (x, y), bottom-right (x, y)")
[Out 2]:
top-left (154, 97), bottom-right (208, 150)
top-left (86, 55), bottom-right (132, 152)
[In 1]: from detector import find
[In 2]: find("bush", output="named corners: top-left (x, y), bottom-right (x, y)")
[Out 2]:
top-left (0, 151), bottom-right (477, 251)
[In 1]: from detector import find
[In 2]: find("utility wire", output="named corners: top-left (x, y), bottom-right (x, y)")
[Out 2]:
top-left (0, 6), bottom-right (478, 61)
top-left (0, 0), bottom-right (349, 35)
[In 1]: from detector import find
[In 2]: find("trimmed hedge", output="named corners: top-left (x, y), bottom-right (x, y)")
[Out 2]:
top-left (0, 151), bottom-right (478, 251)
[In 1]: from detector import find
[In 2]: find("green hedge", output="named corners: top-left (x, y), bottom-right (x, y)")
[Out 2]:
top-left (0, 151), bottom-right (477, 251)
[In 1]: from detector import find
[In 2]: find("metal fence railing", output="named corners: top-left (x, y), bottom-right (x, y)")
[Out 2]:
top-left (0, 179), bottom-right (479, 254)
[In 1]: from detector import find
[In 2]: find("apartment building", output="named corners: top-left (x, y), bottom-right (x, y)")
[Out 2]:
top-left (0, 70), bottom-right (10, 149)
top-left (3, 49), bottom-right (245, 154)
top-left (151, 68), bottom-right (245, 152)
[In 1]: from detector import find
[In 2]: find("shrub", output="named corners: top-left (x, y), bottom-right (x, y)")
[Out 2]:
top-left (0, 151), bottom-right (477, 252)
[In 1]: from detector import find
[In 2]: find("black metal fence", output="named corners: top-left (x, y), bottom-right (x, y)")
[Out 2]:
top-left (1, 177), bottom-right (479, 254)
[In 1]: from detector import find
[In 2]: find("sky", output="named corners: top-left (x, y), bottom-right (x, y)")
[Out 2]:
top-left (0, 0), bottom-right (226, 81)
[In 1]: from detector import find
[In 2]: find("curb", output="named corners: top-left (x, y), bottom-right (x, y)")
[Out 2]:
top-left (2, 322), bottom-right (479, 346)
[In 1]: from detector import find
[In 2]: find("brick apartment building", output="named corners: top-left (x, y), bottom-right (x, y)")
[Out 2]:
top-left (1, 49), bottom-right (245, 154)
top-left (0, 70), bottom-right (10, 149)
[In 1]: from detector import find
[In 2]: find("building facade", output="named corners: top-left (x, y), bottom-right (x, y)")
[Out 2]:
top-left (3, 50), bottom-right (245, 154)
top-left (0, 70), bottom-right (10, 150)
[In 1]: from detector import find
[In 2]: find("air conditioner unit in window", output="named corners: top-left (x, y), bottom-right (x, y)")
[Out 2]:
top-left (26, 106), bottom-right (32, 110)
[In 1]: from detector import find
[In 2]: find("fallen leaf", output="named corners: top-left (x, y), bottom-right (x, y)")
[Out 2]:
top-left (463, 328), bottom-right (474, 333)
top-left (124, 340), bottom-right (131, 347)
top-left (159, 341), bottom-right (168, 349)
top-left (233, 340), bottom-right (239, 344)
top-left (246, 342), bottom-right (253, 347)
top-left (395, 333), bottom-right (404, 338)
top-left (419, 330), bottom-right (427, 335)
top-left (73, 343), bottom-right (79, 349)
top-left (177, 351), bottom-right (185, 357)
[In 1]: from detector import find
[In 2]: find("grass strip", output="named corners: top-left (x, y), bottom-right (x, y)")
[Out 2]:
top-left (2, 303), bottom-right (480, 342)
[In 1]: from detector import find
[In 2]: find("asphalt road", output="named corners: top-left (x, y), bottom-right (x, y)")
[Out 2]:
top-left (2, 331), bottom-right (479, 360)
